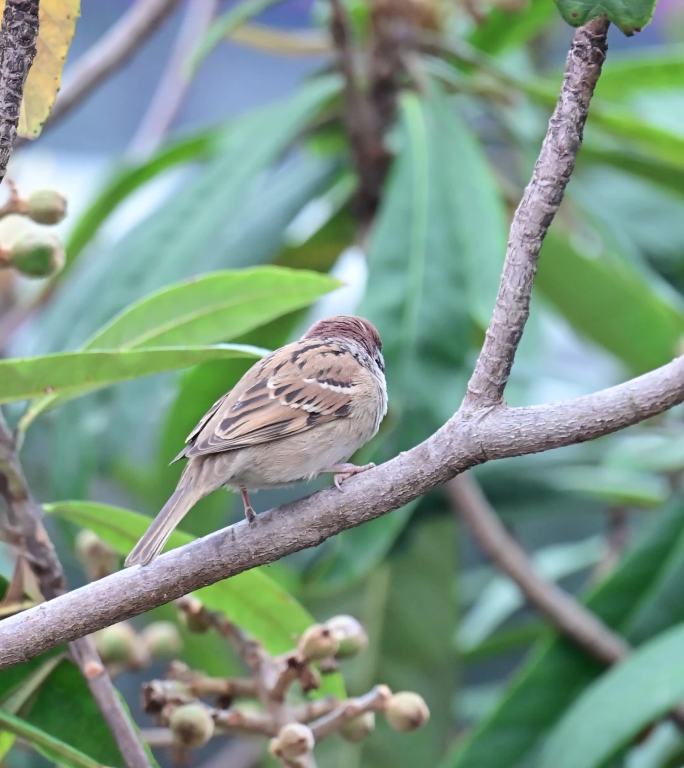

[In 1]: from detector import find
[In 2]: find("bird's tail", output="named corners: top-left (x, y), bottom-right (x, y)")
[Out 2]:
top-left (125, 466), bottom-right (204, 567)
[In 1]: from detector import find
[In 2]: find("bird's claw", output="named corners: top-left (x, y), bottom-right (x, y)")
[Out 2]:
top-left (332, 462), bottom-right (376, 492)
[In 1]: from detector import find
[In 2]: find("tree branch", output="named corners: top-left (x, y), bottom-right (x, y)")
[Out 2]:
top-left (464, 17), bottom-right (609, 409)
top-left (127, 0), bottom-right (217, 158)
top-left (0, 0), bottom-right (38, 184)
top-left (0, 414), bottom-right (150, 768)
top-left (448, 474), bottom-right (628, 664)
top-left (20, 0), bottom-right (179, 140)
top-left (449, 471), bottom-right (684, 730)
top-left (0, 354), bottom-right (681, 666)
top-left (0, 15), bottom-right (680, 678)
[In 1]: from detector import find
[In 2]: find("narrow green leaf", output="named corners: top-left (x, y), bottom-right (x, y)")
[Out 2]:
top-left (0, 655), bottom-right (64, 713)
top-left (542, 466), bottom-right (670, 507)
top-left (85, 267), bottom-right (339, 350)
top-left (540, 622), bottom-right (684, 768)
top-left (458, 537), bottom-right (603, 652)
top-left (595, 46), bottom-right (684, 102)
top-left (44, 501), bottom-right (345, 696)
top-left (0, 708), bottom-right (105, 768)
top-left (581, 145), bottom-right (684, 200)
top-left (0, 344), bottom-right (263, 406)
top-left (470, 0), bottom-right (557, 53)
top-left (362, 519), bottom-right (458, 767)
top-left (191, 0), bottom-right (283, 71)
top-left (18, 659), bottom-right (142, 767)
top-left (21, 266), bottom-right (337, 429)
top-left (537, 232), bottom-right (684, 373)
top-left (554, 0), bottom-right (656, 34)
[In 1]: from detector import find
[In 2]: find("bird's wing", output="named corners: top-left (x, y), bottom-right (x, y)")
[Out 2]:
top-left (179, 339), bottom-right (364, 458)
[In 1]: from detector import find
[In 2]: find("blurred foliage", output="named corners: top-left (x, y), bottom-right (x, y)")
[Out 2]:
top-left (1, 0), bottom-right (684, 765)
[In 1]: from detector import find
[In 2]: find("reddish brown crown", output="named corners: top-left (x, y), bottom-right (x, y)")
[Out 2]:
top-left (303, 315), bottom-right (383, 358)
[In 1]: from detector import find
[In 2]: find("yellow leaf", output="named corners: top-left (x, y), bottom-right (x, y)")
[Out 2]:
top-left (0, 0), bottom-right (80, 138)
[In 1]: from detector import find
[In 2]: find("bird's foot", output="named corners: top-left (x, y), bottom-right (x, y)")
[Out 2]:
top-left (325, 462), bottom-right (376, 491)
top-left (240, 487), bottom-right (257, 523)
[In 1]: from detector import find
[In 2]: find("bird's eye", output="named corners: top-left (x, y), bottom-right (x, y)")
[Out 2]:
top-left (375, 353), bottom-right (385, 372)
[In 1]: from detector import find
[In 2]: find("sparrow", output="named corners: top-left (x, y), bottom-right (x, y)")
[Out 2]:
top-left (125, 315), bottom-right (387, 567)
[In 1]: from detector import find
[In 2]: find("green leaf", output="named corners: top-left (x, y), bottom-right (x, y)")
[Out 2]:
top-left (362, 518), bottom-right (458, 767)
top-left (553, 0), bottom-right (656, 34)
top-left (0, 708), bottom-right (104, 768)
top-left (65, 129), bottom-right (220, 271)
top-left (437, 100), bottom-right (507, 329)
top-left (581, 145), bottom-right (684, 200)
top-left (0, 654), bottom-right (129, 767)
top-left (458, 537), bottom-right (603, 653)
top-left (542, 466), bottom-right (670, 507)
top-left (0, 344), bottom-right (262, 406)
top-left (470, 0), bottom-right (557, 54)
top-left (191, 0), bottom-right (283, 71)
top-left (540, 622), bottom-right (684, 768)
top-left (44, 501), bottom-right (345, 697)
top-left (23, 660), bottom-right (147, 767)
top-left (84, 267), bottom-right (338, 350)
top-left (537, 232), bottom-right (684, 373)
top-left (448, 501), bottom-right (684, 768)
top-left (605, 432), bottom-right (684, 475)
top-left (595, 45), bottom-right (684, 102)
top-left (21, 265), bottom-right (337, 428)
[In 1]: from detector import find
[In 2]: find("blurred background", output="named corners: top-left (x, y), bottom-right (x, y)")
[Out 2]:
top-left (1, 0), bottom-right (684, 766)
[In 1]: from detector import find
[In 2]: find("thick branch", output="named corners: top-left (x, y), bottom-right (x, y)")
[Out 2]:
top-left (0, 0), bottom-right (38, 184)
top-left (23, 0), bottom-right (178, 138)
top-left (0, 415), bottom-right (150, 768)
top-left (464, 18), bottom-right (609, 409)
top-left (0, 355), bottom-right (681, 666)
top-left (448, 474), bottom-right (628, 664)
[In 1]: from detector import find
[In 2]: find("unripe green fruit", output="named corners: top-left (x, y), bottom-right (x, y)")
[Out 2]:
top-left (26, 189), bottom-right (67, 224)
top-left (170, 703), bottom-right (214, 748)
top-left (326, 615), bottom-right (368, 658)
top-left (94, 622), bottom-right (139, 665)
top-left (340, 711), bottom-right (375, 742)
top-left (9, 232), bottom-right (64, 277)
top-left (385, 692), bottom-right (430, 732)
top-left (298, 624), bottom-right (339, 661)
top-left (141, 621), bottom-right (182, 659)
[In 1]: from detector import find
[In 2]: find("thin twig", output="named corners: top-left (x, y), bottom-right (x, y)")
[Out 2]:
top-left (464, 18), bottom-right (609, 409)
top-left (127, 0), bottom-right (217, 158)
top-left (448, 474), bottom-right (628, 664)
top-left (309, 685), bottom-right (390, 739)
top-left (0, 0), bottom-right (39, 184)
top-left (20, 0), bottom-right (179, 141)
top-left (328, 0), bottom-right (382, 223)
top-left (0, 413), bottom-right (150, 768)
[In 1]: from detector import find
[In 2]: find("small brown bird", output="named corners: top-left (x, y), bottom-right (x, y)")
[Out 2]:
top-left (125, 315), bottom-right (387, 566)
